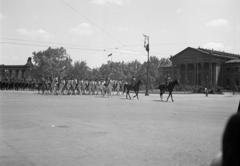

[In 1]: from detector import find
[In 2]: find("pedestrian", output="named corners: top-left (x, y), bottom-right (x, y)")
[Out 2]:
top-left (205, 87), bottom-right (208, 97)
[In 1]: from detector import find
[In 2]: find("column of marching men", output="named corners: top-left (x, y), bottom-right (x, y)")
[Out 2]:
top-left (0, 79), bottom-right (37, 91)
top-left (0, 78), bottom-right (126, 96)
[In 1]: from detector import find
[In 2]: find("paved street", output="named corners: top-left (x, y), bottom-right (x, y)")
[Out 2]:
top-left (0, 91), bottom-right (239, 166)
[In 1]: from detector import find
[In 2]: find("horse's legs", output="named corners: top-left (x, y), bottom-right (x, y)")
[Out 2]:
top-left (166, 91), bottom-right (174, 102)
top-left (127, 90), bottom-right (131, 99)
top-left (166, 92), bottom-right (170, 102)
top-left (170, 92), bottom-right (174, 102)
top-left (102, 90), bottom-right (105, 96)
top-left (133, 90), bottom-right (139, 100)
top-left (136, 91), bottom-right (139, 100)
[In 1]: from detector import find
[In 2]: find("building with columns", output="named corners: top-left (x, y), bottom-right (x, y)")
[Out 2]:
top-left (161, 47), bottom-right (240, 91)
top-left (0, 57), bottom-right (33, 81)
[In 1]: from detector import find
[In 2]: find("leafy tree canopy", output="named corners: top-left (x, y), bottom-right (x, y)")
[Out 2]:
top-left (32, 47), bottom-right (72, 79)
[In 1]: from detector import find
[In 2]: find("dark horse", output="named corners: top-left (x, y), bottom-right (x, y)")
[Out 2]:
top-left (123, 80), bottom-right (142, 100)
top-left (158, 80), bottom-right (179, 102)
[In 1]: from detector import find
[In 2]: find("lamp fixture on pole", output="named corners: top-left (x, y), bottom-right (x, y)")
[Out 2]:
top-left (143, 34), bottom-right (150, 96)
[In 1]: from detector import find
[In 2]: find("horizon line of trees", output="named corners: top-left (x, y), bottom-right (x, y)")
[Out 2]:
top-left (31, 47), bottom-right (172, 89)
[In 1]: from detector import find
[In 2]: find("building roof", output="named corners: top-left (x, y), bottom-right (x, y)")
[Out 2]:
top-left (172, 47), bottom-right (240, 60)
top-left (0, 57), bottom-right (33, 69)
top-left (0, 64), bottom-right (28, 69)
top-left (225, 59), bottom-right (240, 64)
top-left (196, 47), bottom-right (240, 59)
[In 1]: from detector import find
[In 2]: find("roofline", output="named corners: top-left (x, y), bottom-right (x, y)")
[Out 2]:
top-left (170, 47), bottom-right (196, 60)
top-left (0, 65), bottom-right (30, 69)
top-left (171, 47), bottom-right (239, 60)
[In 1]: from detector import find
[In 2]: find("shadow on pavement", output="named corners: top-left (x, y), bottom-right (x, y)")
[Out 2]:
top-left (152, 100), bottom-right (167, 102)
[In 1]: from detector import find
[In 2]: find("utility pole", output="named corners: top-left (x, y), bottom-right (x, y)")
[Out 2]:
top-left (108, 53), bottom-right (113, 78)
top-left (143, 34), bottom-right (150, 96)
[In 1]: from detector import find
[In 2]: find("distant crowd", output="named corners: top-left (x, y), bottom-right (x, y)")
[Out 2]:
top-left (0, 78), bottom-right (127, 96)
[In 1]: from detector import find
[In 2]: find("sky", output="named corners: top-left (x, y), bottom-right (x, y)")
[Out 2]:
top-left (0, 0), bottom-right (240, 68)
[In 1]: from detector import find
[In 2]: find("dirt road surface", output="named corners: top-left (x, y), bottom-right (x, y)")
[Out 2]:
top-left (0, 91), bottom-right (239, 166)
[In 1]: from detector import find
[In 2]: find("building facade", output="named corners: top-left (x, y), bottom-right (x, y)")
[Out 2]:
top-left (0, 57), bottom-right (33, 81)
top-left (161, 47), bottom-right (240, 91)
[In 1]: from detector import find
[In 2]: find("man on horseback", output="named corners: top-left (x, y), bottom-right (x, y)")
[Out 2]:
top-left (165, 74), bottom-right (172, 86)
top-left (104, 77), bottom-right (110, 87)
top-left (159, 75), bottom-right (179, 102)
top-left (123, 76), bottom-right (141, 100)
top-left (131, 76), bottom-right (136, 87)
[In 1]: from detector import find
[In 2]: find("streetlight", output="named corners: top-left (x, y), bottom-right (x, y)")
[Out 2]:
top-left (107, 53), bottom-right (113, 78)
top-left (143, 34), bottom-right (150, 96)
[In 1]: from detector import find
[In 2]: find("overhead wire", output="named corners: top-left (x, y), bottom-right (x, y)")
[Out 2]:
top-left (59, 0), bottom-right (124, 47)
top-left (0, 37), bottom-right (145, 56)
top-left (0, 41), bottom-right (147, 58)
top-left (0, 37), bottom-right (89, 48)
top-left (0, 41), bottom-right (105, 52)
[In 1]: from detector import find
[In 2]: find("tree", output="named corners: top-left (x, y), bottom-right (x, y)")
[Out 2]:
top-left (90, 68), bottom-right (101, 80)
top-left (71, 61), bottom-right (90, 80)
top-left (98, 61), bottom-right (112, 79)
top-left (159, 58), bottom-right (172, 67)
top-left (32, 47), bottom-right (72, 79)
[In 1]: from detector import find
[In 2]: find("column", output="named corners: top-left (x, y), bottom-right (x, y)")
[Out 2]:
top-left (16, 70), bottom-right (19, 80)
top-left (12, 70), bottom-right (16, 79)
top-left (177, 64), bottom-right (181, 81)
top-left (209, 63), bottom-right (213, 88)
top-left (18, 70), bottom-right (22, 79)
top-left (189, 64), bottom-right (194, 85)
top-left (0, 69), bottom-right (4, 81)
top-left (212, 63), bottom-right (216, 87)
top-left (193, 63), bottom-right (197, 86)
top-left (9, 70), bottom-right (12, 80)
top-left (185, 64), bottom-right (188, 85)
top-left (215, 63), bottom-right (221, 86)
top-left (180, 64), bottom-right (184, 84)
top-left (22, 70), bottom-right (25, 80)
top-left (200, 63), bottom-right (204, 87)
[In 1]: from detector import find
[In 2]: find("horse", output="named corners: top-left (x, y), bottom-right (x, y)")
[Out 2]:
top-left (158, 80), bottom-right (179, 102)
top-left (158, 84), bottom-right (167, 101)
top-left (123, 80), bottom-right (142, 100)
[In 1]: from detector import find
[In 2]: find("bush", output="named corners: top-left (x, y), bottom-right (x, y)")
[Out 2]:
top-left (215, 86), bottom-right (224, 94)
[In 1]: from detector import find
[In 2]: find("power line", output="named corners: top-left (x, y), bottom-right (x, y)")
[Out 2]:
top-left (0, 41), bottom-right (105, 52)
top-left (1, 37), bottom-right (145, 55)
top-left (122, 41), bottom-right (205, 48)
top-left (0, 41), bottom-right (146, 57)
top-left (0, 38), bottom-right (176, 58)
top-left (0, 37), bottom-right (89, 48)
top-left (1, 37), bottom-right (124, 52)
top-left (59, 0), bottom-right (124, 46)
top-left (0, 41), bottom-right (173, 62)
